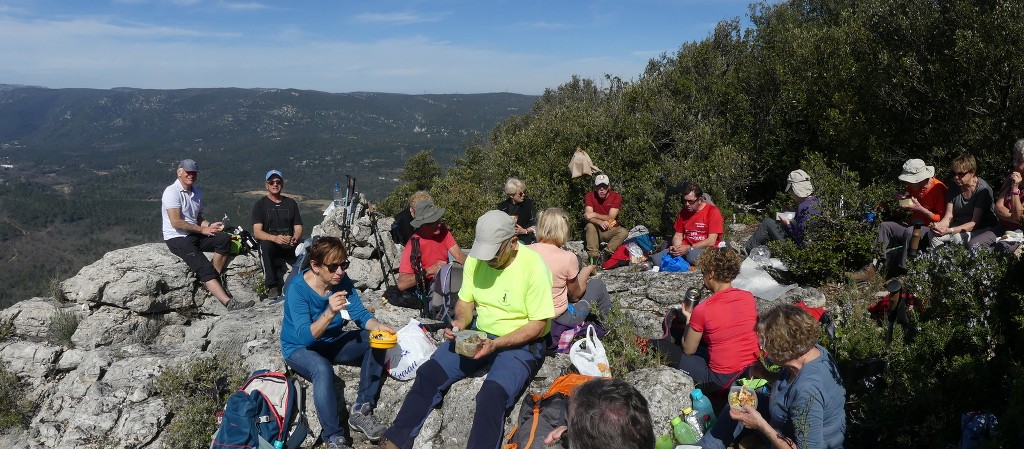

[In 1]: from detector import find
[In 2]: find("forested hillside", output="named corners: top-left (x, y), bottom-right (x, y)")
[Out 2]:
top-left (0, 87), bottom-right (535, 307)
top-left (380, 1), bottom-right (1024, 447)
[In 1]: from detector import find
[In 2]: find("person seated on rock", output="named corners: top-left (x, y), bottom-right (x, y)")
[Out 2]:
top-left (251, 169), bottom-right (304, 299)
top-left (744, 169), bottom-right (821, 254)
top-left (652, 182), bottom-right (724, 267)
top-left (928, 154), bottom-right (995, 249)
top-left (161, 159), bottom-right (253, 310)
top-left (281, 237), bottom-right (394, 449)
top-left (848, 158), bottom-right (947, 281)
top-left (583, 173), bottom-right (628, 265)
top-left (698, 304), bottom-right (846, 449)
top-left (529, 208), bottom-right (613, 344)
top-left (391, 190), bottom-right (432, 245)
top-left (379, 211), bottom-right (555, 449)
top-left (396, 200), bottom-right (467, 292)
top-left (543, 378), bottom-right (656, 449)
top-left (678, 247), bottom-right (760, 394)
top-left (970, 140), bottom-right (1024, 249)
top-left (496, 177), bottom-right (537, 244)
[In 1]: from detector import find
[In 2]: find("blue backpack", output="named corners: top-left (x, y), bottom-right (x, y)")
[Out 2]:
top-left (211, 370), bottom-right (309, 449)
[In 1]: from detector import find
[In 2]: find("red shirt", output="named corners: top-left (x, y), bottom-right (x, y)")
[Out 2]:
top-left (688, 288), bottom-right (760, 373)
top-left (584, 191), bottom-right (622, 216)
top-left (673, 203), bottom-right (724, 246)
top-left (908, 178), bottom-right (948, 224)
top-left (399, 227), bottom-right (457, 281)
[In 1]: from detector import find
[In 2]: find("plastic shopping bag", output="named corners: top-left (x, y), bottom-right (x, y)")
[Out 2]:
top-left (660, 254), bottom-right (691, 272)
top-left (386, 318), bottom-right (438, 381)
top-left (569, 325), bottom-right (612, 378)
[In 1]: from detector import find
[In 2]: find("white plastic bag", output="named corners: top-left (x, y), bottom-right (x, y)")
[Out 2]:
top-left (386, 318), bottom-right (438, 381)
top-left (569, 325), bottom-right (612, 378)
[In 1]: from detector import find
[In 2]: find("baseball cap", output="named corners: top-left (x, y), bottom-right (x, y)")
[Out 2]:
top-left (469, 210), bottom-right (516, 260)
top-left (594, 174), bottom-right (610, 186)
top-left (265, 169), bottom-right (283, 181)
top-left (179, 159), bottom-right (199, 172)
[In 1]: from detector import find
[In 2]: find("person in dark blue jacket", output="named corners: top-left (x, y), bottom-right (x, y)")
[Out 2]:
top-left (745, 169), bottom-right (821, 254)
top-left (281, 237), bottom-right (394, 449)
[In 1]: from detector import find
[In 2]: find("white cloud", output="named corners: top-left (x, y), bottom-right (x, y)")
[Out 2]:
top-left (217, 2), bottom-right (272, 11)
top-left (352, 11), bottom-right (446, 25)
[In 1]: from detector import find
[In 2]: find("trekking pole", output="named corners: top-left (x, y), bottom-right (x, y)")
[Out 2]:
top-left (368, 209), bottom-right (395, 289)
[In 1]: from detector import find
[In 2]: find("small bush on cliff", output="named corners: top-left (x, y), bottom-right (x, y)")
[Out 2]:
top-left (156, 355), bottom-right (246, 449)
top-left (48, 308), bottom-right (79, 346)
top-left (0, 362), bottom-right (35, 431)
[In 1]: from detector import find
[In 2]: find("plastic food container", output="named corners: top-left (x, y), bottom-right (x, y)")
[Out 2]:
top-left (368, 330), bottom-right (398, 349)
top-left (454, 330), bottom-right (487, 357)
top-left (728, 386), bottom-right (758, 411)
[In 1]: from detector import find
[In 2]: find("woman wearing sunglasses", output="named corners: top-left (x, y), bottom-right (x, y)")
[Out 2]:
top-left (281, 237), bottom-right (395, 449)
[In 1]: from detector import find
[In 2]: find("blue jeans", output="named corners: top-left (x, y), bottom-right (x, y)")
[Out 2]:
top-left (383, 337), bottom-right (546, 449)
top-left (284, 330), bottom-right (385, 443)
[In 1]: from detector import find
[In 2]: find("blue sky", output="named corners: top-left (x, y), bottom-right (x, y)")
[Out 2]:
top-left (0, 0), bottom-right (759, 95)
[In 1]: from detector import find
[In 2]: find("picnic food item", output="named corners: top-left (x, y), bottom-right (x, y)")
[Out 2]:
top-left (368, 330), bottom-right (398, 349)
top-left (455, 330), bottom-right (487, 357)
top-left (728, 386), bottom-right (757, 411)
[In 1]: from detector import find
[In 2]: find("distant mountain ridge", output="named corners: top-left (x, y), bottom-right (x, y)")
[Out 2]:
top-left (0, 84), bottom-right (535, 308)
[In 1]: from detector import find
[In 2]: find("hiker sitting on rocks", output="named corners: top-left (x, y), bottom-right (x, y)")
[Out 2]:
top-left (744, 169), bottom-right (821, 254)
top-left (583, 173), bottom-right (628, 264)
top-left (969, 139), bottom-right (1024, 249)
top-left (161, 159), bottom-right (253, 310)
top-left (396, 200), bottom-right (466, 292)
top-left (530, 208), bottom-right (613, 346)
top-left (698, 304), bottom-right (846, 449)
top-left (251, 169), bottom-right (303, 299)
top-left (496, 177), bottom-right (537, 244)
top-left (391, 190), bottom-right (432, 245)
top-left (652, 182), bottom-right (724, 267)
top-left (281, 237), bottom-right (393, 448)
top-left (848, 158), bottom-right (948, 281)
top-left (678, 248), bottom-right (760, 394)
top-left (379, 211), bottom-right (554, 449)
top-left (928, 154), bottom-right (995, 249)
top-left (544, 378), bottom-right (656, 449)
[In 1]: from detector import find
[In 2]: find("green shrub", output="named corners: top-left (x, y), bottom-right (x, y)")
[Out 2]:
top-left (48, 308), bottom-right (79, 346)
top-left (156, 355), bottom-right (246, 449)
top-left (0, 362), bottom-right (34, 431)
top-left (600, 301), bottom-right (665, 376)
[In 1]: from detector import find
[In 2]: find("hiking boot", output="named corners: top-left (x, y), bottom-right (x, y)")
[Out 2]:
top-left (376, 438), bottom-right (400, 449)
top-left (224, 298), bottom-right (255, 311)
top-left (326, 435), bottom-right (353, 449)
top-left (266, 287), bottom-right (280, 300)
top-left (845, 264), bottom-right (877, 282)
top-left (349, 403), bottom-right (387, 442)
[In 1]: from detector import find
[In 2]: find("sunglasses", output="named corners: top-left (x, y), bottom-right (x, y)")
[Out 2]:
top-left (321, 260), bottom-right (350, 272)
top-left (954, 171), bottom-right (970, 178)
top-left (684, 197), bottom-right (701, 205)
top-left (184, 171), bottom-right (198, 177)
top-left (267, 179), bottom-right (283, 185)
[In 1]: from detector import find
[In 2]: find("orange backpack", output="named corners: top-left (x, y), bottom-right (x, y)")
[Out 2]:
top-left (503, 373), bottom-right (596, 449)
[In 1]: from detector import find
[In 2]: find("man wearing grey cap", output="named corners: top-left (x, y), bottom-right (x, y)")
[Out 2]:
top-left (379, 210), bottom-right (554, 449)
top-left (251, 169), bottom-right (304, 299)
top-left (161, 159), bottom-right (254, 310)
top-left (744, 169), bottom-right (821, 254)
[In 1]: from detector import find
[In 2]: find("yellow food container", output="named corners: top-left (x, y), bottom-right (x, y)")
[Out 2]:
top-left (369, 330), bottom-right (398, 349)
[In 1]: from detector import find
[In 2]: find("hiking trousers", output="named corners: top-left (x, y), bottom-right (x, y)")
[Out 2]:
top-left (258, 239), bottom-right (297, 289)
top-left (584, 222), bottom-right (627, 258)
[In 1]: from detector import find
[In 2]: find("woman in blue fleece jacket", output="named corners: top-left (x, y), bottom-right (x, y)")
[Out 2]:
top-left (280, 237), bottom-right (395, 449)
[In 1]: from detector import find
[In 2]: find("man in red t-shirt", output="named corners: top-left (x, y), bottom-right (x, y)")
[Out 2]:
top-left (849, 159), bottom-right (948, 281)
top-left (653, 182), bottom-right (724, 266)
top-left (583, 174), bottom-right (629, 262)
top-left (397, 201), bottom-right (467, 292)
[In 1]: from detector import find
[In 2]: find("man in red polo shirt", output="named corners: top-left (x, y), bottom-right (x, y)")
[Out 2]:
top-left (583, 174), bottom-right (629, 264)
top-left (396, 201), bottom-right (467, 292)
top-left (653, 182), bottom-right (724, 266)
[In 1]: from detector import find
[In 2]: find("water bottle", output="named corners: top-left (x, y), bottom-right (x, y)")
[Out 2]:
top-left (671, 413), bottom-right (699, 444)
top-left (655, 433), bottom-right (676, 449)
top-left (272, 440), bottom-right (284, 449)
top-left (690, 389), bottom-right (715, 431)
top-left (333, 183), bottom-right (343, 208)
top-left (682, 407), bottom-right (705, 440)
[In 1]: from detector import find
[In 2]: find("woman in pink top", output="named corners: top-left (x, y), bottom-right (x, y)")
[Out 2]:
top-left (970, 139), bottom-right (1024, 248)
top-left (530, 208), bottom-right (613, 329)
top-left (679, 247), bottom-right (760, 393)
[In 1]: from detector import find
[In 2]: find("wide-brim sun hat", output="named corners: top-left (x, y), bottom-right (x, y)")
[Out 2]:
top-left (468, 210), bottom-right (516, 260)
top-left (785, 169), bottom-right (814, 197)
top-left (410, 200), bottom-right (446, 228)
top-left (898, 159), bottom-right (935, 183)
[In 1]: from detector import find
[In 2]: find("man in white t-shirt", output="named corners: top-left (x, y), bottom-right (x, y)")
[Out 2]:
top-left (161, 159), bottom-right (253, 310)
